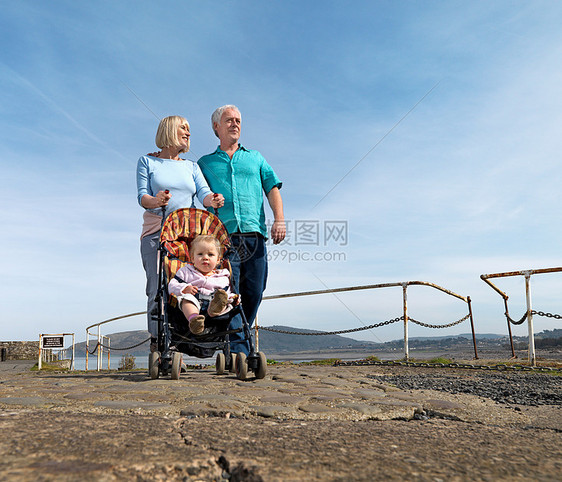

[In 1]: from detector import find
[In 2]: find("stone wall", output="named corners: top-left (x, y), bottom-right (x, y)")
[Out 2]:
top-left (0, 341), bottom-right (40, 361)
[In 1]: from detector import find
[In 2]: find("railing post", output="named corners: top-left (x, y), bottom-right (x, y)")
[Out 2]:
top-left (97, 325), bottom-right (101, 371)
top-left (467, 297), bottom-right (478, 359)
top-left (402, 283), bottom-right (409, 360)
top-left (524, 273), bottom-right (536, 366)
top-left (38, 334), bottom-right (42, 370)
top-left (71, 334), bottom-right (75, 370)
top-left (503, 298), bottom-right (516, 358)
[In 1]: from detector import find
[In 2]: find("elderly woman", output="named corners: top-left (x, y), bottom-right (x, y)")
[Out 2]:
top-left (136, 115), bottom-right (223, 350)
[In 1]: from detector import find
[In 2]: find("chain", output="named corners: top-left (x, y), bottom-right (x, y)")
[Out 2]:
top-left (409, 313), bottom-right (470, 329)
top-left (87, 337), bottom-right (152, 354)
top-left (87, 344), bottom-right (99, 355)
top-left (260, 313), bottom-right (472, 336)
top-left (505, 309), bottom-right (562, 325)
top-left (335, 359), bottom-right (557, 372)
top-left (532, 310), bottom-right (562, 320)
top-left (505, 311), bottom-right (528, 325)
top-left (84, 310), bottom-right (557, 355)
top-left (259, 316), bottom-right (404, 336)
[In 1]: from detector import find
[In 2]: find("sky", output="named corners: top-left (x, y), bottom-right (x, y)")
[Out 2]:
top-left (1, 0), bottom-right (562, 347)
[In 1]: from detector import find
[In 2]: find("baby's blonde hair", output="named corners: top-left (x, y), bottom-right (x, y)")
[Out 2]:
top-left (189, 235), bottom-right (222, 259)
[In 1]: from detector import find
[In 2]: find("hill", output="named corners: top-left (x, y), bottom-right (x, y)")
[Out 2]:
top-left (73, 330), bottom-right (152, 357)
top-left (71, 327), bottom-right (379, 357)
top-left (69, 326), bottom-right (560, 357)
top-left (256, 326), bottom-right (378, 353)
top-left (408, 333), bottom-right (504, 341)
top-left (535, 329), bottom-right (562, 339)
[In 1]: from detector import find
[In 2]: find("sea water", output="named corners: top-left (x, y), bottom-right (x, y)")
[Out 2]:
top-left (71, 355), bottom-right (213, 371)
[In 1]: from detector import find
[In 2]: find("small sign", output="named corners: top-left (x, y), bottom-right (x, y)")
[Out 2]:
top-left (42, 336), bottom-right (64, 348)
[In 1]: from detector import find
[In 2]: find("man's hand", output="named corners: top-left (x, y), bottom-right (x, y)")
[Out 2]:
top-left (266, 187), bottom-right (285, 245)
top-left (181, 285), bottom-right (198, 295)
top-left (271, 220), bottom-right (286, 245)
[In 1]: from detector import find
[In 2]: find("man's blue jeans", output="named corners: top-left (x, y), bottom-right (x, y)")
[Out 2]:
top-left (228, 233), bottom-right (268, 355)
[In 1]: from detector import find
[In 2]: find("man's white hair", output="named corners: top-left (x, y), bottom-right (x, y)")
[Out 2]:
top-left (211, 104), bottom-right (241, 138)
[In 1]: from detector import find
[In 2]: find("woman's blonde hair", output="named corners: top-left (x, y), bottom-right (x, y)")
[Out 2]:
top-left (189, 235), bottom-right (222, 258)
top-left (155, 115), bottom-right (190, 153)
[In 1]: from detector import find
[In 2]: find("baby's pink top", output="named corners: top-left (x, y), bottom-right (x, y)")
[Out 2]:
top-left (168, 264), bottom-right (233, 298)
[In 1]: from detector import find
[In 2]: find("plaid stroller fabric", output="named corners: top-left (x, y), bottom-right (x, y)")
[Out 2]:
top-left (160, 208), bottom-right (231, 287)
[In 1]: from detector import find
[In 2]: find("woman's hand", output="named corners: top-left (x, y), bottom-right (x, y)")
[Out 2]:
top-left (141, 190), bottom-right (171, 209)
top-left (211, 193), bottom-right (224, 208)
top-left (181, 285), bottom-right (198, 295)
top-left (204, 193), bottom-right (224, 209)
top-left (156, 190), bottom-right (171, 207)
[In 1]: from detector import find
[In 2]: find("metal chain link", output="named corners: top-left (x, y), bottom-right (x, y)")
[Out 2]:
top-left (87, 337), bottom-right (151, 354)
top-left (505, 311), bottom-right (528, 325)
top-left (260, 312), bottom-right (472, 336)
top-left (409, 313), bottom-right (470, 329)
top-left (505, 309), bottom-right (562, 325)
top-left (532, 310), bottom-right (562, 320)
top-left (259, 316), bottom-right (404, 336)
top-left (87, 344), bottom-right (99, 355)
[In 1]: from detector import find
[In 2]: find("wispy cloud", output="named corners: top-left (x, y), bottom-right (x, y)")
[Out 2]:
top-left (2, 1), bottom-right (562, 343)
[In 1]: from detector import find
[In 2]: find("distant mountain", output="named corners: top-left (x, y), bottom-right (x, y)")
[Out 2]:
top-left (535, 329), bottom-right (562, 339)
top-left (256, 326), bottom-right (379, 353)
top-left (72, 330), bottom-right (152, 357)
top-left (71, 327), bottom-right (379, 357)
top-left (408, 333), bottom-right (505, 341)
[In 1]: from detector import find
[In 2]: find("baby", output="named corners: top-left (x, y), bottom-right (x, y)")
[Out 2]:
top-left (168, 235), bottom-right (236, 335)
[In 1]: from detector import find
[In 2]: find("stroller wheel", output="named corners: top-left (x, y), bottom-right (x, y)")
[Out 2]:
top-left (216, 353), bottom-right (226, 375)
top-left (148, 352), bottom-right (160, 380)
top-left (229, 353), bottom-right (237, 373)
top-left (235, 352), bottom-right (248, 380)
top-left (171, 352), bottom-right (182, 380)
top-left (255, 352), bottom-right (267, 379)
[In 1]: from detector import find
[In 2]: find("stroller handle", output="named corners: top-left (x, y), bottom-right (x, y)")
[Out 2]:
top-left (213, 193), bottom-right (220, 216)
top-left (160, 190), bottom-right (170, 226)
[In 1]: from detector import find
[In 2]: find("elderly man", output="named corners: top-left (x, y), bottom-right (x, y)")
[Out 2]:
top-left (198, 105), bottom-right (286, 355)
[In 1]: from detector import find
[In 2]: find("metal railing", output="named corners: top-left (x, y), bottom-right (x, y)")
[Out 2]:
top-left (84, 282), bottom-right (475, 367)
top-left (85, 312), bottom-right (145, 370)
top-left (259, 280), bottom-right (477, 360)
top-left (481, 266), bottom-right (562, 366)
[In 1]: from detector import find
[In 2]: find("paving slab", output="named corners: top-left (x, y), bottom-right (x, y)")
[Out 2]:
top-left (251, 405), bottom-right (299, 418)
top-left (94, 400), bottom-right (174, 410)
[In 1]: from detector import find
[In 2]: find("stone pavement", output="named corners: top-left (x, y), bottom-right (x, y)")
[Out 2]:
top-left (0, 360), bottom-right (36, 373)
top-left (0, 362), bottom-right (560, 480)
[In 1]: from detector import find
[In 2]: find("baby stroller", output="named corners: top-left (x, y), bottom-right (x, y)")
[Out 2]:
top-left (148, 207), bottom-right (267, 381)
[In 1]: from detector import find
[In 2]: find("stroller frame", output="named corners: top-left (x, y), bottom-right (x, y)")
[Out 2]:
top-left (148, 208), bottom-right (267, 381)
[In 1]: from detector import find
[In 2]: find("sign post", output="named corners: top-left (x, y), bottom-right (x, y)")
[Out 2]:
top-left (38, 334), bottom-right (75, 370)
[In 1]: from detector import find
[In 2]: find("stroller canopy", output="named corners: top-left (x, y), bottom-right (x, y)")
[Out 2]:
top-left (160, 208), bottom-right (231, 282)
